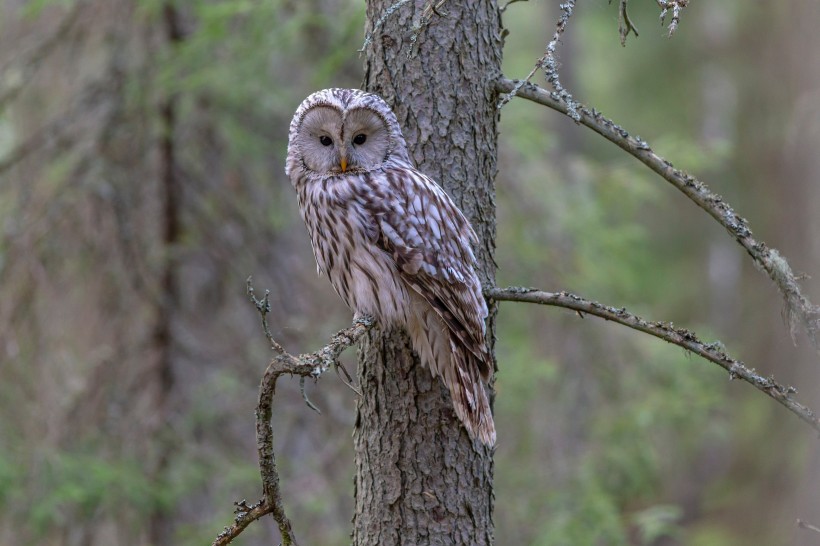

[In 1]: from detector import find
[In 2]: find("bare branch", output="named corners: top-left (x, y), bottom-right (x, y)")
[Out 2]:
top-left (495, 77), bottom-right (820, 352)
top-left (612, 0), bottom-right (639, 46)
top-left (214, 280), bottom-right (376, 545)
top-left (246, 279), bottom-right (285, 355)
top-left (486, 286), bottom-right (820, 435)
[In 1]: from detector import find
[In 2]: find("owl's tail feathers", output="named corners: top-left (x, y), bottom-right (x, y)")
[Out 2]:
top-left (407, 305), bottom-right (496, 446)
top-left (448, 340), bottom-right (496, 447)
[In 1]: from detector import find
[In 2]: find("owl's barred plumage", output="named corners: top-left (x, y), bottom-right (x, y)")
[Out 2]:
top-left (286, 88), bottom-right (495, 446)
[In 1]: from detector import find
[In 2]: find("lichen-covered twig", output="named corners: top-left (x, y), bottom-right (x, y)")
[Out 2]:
top-left (486, 287), bottom-right (820, 435)
top-left (495, 78), bottom-right (820, 352)
top-left (657, 0), bottom-right (690, 37)
top-left (497, 0), bottom-right (578, 118)
top-left (212, 280), bottom-right (375, 546)
top-left (610, 0), bottom-right (688, 44)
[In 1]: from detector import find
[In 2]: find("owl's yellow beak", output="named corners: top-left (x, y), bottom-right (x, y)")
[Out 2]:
top-left (340, 157), bottom-right (348, 172)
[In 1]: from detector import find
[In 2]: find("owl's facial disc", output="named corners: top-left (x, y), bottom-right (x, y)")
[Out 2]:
top-left (296, 105), bottom-right (391, 176)
top-left (341, 108), bottom-right (390, 172)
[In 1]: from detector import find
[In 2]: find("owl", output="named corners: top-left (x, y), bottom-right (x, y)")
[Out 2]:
top-left (286, 88), bottom-right (495, 446)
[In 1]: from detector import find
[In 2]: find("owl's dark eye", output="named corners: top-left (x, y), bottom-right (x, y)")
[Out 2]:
top-left (352, 133), bottom-right (367, 145)
top-left (319, 135), bottom-right (333, 146)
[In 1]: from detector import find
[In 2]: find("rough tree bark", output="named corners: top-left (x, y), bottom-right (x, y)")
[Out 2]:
top-left (354, 1), bottom-right (502, 544)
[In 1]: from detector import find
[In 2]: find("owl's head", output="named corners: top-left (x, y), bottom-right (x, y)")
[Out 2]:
top-left (286, 88), bottom-right (410, 180)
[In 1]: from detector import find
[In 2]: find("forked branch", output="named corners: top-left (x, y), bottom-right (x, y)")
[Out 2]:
top-left (487, 287), bottom-right (820, 434)
top-left (211, 280), bottom-right (375, 546)
top-left (495, 77), bottom-right (820, 352)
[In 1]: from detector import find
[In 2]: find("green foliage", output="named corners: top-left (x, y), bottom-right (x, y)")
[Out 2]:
top-left (496, 313), bottom-right (726, 544)
top-left (21, 0), bottom-right (76, 19)
top-left (19, 451), bottom-right (161, 535)
top-left (632, 504), bottom-right (683, 543)
top-left (534, 478), bottom-right (628, 546)
top-left (0, 451), bottom-right (21, 509)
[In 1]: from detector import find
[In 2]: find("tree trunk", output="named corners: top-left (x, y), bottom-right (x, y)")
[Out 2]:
top-left (354, 1), bottom-right (502, 544)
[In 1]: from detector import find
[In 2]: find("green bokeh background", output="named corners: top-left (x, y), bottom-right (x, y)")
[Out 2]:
top-left (1, 1), bottom-right (818, 545)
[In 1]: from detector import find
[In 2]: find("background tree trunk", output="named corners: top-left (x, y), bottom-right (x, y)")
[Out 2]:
top-left (354, 1), bottom-right (502, 544)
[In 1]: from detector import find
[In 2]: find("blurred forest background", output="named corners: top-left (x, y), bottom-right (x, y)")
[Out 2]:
top-left (1, 0), bottom-right (819, 545)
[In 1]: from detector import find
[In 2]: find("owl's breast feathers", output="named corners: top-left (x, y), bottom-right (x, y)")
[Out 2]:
top-left (297, 172), bottom-right (410, 323)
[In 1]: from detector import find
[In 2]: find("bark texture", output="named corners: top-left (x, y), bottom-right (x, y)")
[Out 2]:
top-left (355, 1), bottom-right (502, 544)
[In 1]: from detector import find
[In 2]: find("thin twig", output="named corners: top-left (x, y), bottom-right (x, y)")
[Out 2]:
top-left (657, 0), bottom-right (690, 37)
top-left (500, 0), bottom-right (529, 13)
top-left (214, 280), bottom-right (376, 545)
top-left (246, 277), bottom-right (285, 355)
top-left (486, 287), bottom-right (820, 435)
top-left (612, 0), bottom-right (639, 46)
top-left (797, 519), bottom-right (820, 535)
top-left (497, 0), bottom-right (578, 118)
top-left (494, 77), bottom-right (820, 351)
top-left (334, 359), bottom-right (362, 396)
top-left (299, 377), bottom-right (322, 414)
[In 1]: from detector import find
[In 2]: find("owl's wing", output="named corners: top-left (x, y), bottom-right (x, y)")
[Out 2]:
top-left (367, 168), bottom-right (490, 379)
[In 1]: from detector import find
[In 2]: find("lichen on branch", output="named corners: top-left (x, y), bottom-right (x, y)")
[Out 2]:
top-left (211, 280), bottom-right (375, 546)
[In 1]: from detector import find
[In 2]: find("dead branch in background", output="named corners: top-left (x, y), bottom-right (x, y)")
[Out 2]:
top-left (798, 519), bottom-right (820, 535)
top-left (211, 279), bottom-right (375, 546)
top-left (0, 78), bottom-right (112, 179)
top-left (0, 1), bottom-right (85, 111)
top-left (487, 287), bottom-right (820, 434)
top-left (495, 77), bottom-right (820, 352)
